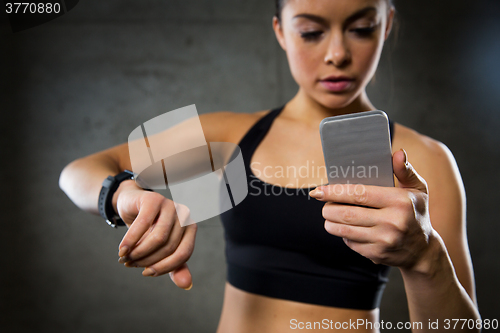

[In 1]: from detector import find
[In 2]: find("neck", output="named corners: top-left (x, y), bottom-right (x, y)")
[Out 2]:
top-left (282, 88), bottom-right (376, 127)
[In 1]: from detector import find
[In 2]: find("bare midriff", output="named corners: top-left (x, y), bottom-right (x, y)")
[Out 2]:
top-left (216, 283), bottom-right (380, 333)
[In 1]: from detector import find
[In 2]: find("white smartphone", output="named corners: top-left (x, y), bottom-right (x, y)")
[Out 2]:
top-left (319, 110), bottom-right (394, 187)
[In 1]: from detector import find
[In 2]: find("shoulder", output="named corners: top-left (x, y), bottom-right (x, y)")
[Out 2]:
top-left (199, 110), bottom-right (270, 144)
top-left (393, 123), bottom-right (456, 166)
top-left (392, 123), bottom-right (461, 181)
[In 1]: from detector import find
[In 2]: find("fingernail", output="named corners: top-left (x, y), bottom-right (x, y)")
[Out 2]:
top-left (124, 261), bottom-right (137, 268)
top-left (143, 267), bottom-right (156, 277)
top-left (183, 283), bottom-right (193, 291)
top-left (309, 187), bottom-right (324, 199)
top-left (118, 256), bottom-right (130, 264)
top-left (400, 149), bottom-right (409, 166)
top-left (118, 246), bottom-right (129, 257)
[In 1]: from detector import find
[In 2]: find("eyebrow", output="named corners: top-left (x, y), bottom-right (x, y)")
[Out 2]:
top-left (293, 7), bottom-right (378, 26)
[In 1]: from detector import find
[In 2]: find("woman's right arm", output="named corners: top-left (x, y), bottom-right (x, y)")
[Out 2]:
top-left (59, 110), bottom-right (259, 215)
top-left (58, 111), bottom-right (253, 289)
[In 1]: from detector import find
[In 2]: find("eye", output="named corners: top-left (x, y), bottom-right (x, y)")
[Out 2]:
top-left (300, 31), bottom-right (324, 41)
top-left (349, 26), bottom-right (376, 37)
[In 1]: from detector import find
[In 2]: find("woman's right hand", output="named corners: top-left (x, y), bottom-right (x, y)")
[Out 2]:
top-left (114, 180), bottom-right (197, 290)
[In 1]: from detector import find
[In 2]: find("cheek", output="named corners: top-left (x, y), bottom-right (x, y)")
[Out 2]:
top-left (351, 40), bottom-right (385, 79)
top-left (286, 44), bottom-right (322, 84)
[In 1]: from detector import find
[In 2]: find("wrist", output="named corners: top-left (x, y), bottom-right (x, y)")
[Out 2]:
top-left (400, 230), bottom-right (447, 279)
top-left (112, 179), bottom-right (142, 214)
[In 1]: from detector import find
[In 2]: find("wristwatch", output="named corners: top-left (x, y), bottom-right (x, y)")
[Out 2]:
top-left (98, 170), bottom-right (135, 228)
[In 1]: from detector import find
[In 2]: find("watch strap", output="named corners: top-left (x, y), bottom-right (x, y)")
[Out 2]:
top-left (98, 170), bottom-right (135, 228)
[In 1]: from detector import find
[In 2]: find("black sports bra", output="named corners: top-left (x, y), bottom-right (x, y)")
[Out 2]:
top-left (220, 106), bottom-right (393, 310)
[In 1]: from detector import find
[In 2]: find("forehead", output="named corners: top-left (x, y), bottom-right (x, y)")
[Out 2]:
top-left (282, 0), bottom-right (387, 20)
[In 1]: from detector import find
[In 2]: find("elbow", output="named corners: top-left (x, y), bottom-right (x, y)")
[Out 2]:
top-left (59, 159), bottom-right (78, 194)
top-left (59, 161), bottom-right (70, 194)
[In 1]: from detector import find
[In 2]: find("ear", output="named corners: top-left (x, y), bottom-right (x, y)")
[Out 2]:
top-left (273, 16), bottom-right (287, 51)
top-left (384, 6), bottom-right (395, 41)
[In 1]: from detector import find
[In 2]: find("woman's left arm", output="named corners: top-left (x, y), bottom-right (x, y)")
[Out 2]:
top-left (395, 141), bottom-right (480, 332)
top-left (310, 142), bottom-right (480, 332)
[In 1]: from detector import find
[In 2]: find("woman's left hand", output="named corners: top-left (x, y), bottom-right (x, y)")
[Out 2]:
top-left (310, 149), bottom-right (436, 270)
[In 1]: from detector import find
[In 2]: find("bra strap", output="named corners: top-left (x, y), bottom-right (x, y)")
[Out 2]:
top-left (238, 106), bottom-right (284, 166)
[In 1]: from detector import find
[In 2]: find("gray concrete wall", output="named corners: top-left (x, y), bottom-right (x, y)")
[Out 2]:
top-left (1, 1), bottom-right (499, 332)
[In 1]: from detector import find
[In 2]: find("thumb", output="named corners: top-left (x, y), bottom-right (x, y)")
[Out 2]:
top-left (169, 263), bottom-right (193, 290)
top-left (393, 149), bottom-right (428, 194)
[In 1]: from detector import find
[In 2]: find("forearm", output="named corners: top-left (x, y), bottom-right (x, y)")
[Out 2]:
top-left (59, 154), bottom-right (122, 215)
top-left (400, 231), bottom-right (480, 332)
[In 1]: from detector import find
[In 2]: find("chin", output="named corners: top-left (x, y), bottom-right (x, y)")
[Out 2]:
top-left (313, 92), bottom-right (360, 111)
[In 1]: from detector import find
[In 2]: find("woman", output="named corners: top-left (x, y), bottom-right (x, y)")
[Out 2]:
top-left (59, 0), bottom-right (480, 331)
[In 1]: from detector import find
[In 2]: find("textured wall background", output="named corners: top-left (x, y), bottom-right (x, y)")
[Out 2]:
top-left (1, 1), bottom-right (499, 332)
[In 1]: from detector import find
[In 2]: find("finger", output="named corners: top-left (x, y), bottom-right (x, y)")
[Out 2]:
top-left (141, 223), bottom-right (197, 277)
top-left (322, 202), bottom-right (381, 227)
top-left (119, 226), bottom-right (156, 264)
top-left (393, 149), bottom-right (428, 194)
top-left (126, 200), bottom-right (180, 261)
top-left (324, 220), bottom-right (373, 243)
top-left (118, 197), bottom-right (163, 256)
top-left (310, 183), bottom-right (395, 208)
top-left (169, 263), bottom-right (193, 290)
top-left (127, 222), bottom-right (185, 267)
top-left (340, 241), bottom-right (382, 264)
top-left (173, 202), bottom-right (194, 227)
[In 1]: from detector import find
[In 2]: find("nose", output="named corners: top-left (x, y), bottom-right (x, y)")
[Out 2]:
top-left (324, 31), bottom-right (351, 67)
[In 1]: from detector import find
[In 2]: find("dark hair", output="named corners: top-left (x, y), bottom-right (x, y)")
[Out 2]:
top-left (275, 0), bottom-right (395, 21)
top-left (274, 0), bottom-right (285, 21)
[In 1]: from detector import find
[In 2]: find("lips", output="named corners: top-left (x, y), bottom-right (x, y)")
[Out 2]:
top-left (319, 76), bottom-right (355, 92)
